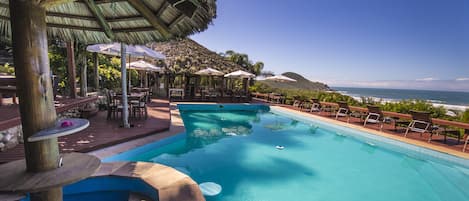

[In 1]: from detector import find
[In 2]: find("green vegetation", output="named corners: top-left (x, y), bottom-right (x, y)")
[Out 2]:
top-left (0, 63), bottom-right (14, 75)
top-left (250, 73), bottom-right (466, 123)
top-left (221, 50), bottom-right (264, 75)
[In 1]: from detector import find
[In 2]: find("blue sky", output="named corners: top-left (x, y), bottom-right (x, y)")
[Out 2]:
top-left (191, 0), bottom-right (469, 91)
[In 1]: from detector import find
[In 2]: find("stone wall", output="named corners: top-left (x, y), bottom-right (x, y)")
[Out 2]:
top-left (0, 125), bottom-right (22, 152)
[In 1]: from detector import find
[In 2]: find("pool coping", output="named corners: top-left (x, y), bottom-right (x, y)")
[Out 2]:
top-left (271, 105), bottom-right (469, 160)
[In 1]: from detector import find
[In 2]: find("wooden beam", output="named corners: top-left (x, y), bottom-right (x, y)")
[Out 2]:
top-left (47, 11), bottom-right (96, 21)
top-left (169, 14), bottom-right (185, 29)
top-left (106, 15), bottom-right (144, 22)
top-left (156, 1), bottom-right (170, 18)
top-left (8, 0), bottom-right (62, 200)
top-left (113, 26), bottom-right (154, 33)
top-left (83, 0), bottom-right (115, 40)
top-left (127, 0), bottom-right (172, 39)
top-left (47, 22), bottom-right (103, 31)
top-left (94, 0), bottom-right (126, 4)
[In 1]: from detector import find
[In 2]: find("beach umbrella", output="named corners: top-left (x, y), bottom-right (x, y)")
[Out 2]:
top-left (127, 60), bottom-right (162, 72)
top-left (265, 75), bottom-right (297, 82)
top-left (224, 70), bottom-right (255, 93)
top-left (224, 70), bottom-right (255, 79)
top-left (195, 67), bottom-right (225, 76)
top-left (0, 1), bottom-right (215, 200)
top-left (195, 67), bottom-right (224, 90)
top-left (86, 43), bottom-right (166, 60)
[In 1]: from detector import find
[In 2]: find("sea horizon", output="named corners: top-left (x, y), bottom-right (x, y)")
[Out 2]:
top-left (332, 86), bottom-right (469, 111)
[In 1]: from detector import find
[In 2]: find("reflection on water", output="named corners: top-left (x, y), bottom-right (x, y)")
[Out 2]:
top-left (181, 110), bottom-right (263, 147)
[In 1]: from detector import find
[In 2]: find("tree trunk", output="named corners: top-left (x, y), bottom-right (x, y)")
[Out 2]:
top-left (120, 44), bottom-right (130, 128)
top-left (80, 54), bottom-right (87, 97)
top-left (66, 41), bottom-right (77, 99)
top-left (9, 0), bottom-right (61, 200)
top-left (93, 52), bottom-right (99, 91)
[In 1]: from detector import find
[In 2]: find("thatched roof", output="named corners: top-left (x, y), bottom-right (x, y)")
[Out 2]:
top-left (0, 0), bottom-right (216, 44)
top-left (151, 38), bottom-right (243, 74)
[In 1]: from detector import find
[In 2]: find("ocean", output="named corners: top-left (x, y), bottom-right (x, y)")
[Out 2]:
top-left (333, 87), bottom-right (469, 111)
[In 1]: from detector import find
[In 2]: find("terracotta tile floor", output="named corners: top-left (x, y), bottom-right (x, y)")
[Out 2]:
top-left (0, 99), bottom-right (170, 164)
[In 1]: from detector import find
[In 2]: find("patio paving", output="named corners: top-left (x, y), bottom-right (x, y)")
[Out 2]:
top-left (0, 98), bottom-right (171, 164)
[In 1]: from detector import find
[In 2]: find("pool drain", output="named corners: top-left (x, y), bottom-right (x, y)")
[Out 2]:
top-left (199, 182), bottom-right (222, 196)
top-left (276, 145), bottom-right (284, 150)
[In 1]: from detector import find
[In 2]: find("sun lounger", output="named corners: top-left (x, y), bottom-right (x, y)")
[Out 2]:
top-left (335, 101), bottom-right (352, 122)
top-left (309, 98), bottom-right (321, 112)
top-left (404, 110), bottom-right (436, 137)
top-left (463, 129), bottom-right (469, 152)
top-left (363, 105), bottom-right (384, 131)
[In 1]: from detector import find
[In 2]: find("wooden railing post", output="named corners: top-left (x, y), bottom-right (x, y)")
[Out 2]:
top-left (9, 0), bottom-right (61, 200)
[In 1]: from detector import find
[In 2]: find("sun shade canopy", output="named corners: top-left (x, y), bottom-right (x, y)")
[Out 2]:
top-left (195, 67), bottom-right (224, 76)
top-left (126, 60), bottom-right (162, 72)
top-left (86, 43), bottom-right (166, 59)
top-left (0, 0), bottom-right (217, 44)
top-left (224, 70), bottom-right (255, 79)
top-left (265, 75), bottom-right (297, 82)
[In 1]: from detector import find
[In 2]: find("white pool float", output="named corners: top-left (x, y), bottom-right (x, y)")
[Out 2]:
top-left (276, 145), bottom-right (284, 150)
top-left (199, 182), bottom-right (222, 196)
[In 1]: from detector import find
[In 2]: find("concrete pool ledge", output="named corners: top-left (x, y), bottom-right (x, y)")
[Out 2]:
top-left (93, 162), bottom-right (204, 201)
top-left (272, 106), bottom-right (469, 160)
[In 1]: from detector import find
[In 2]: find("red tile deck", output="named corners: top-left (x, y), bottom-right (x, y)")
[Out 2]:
top-left (271, 102), bottom-right (469, 154)
top-left (0, 99), bottom-right (170, 164)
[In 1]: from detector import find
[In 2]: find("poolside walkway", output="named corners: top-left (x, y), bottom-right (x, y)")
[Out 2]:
top-left (0, 99), bottom-right (171, 164)
top-left (252, 98), bottom-right (469, 157)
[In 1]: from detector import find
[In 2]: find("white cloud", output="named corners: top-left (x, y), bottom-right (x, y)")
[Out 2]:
top-left (416, 77), bottom-right (439, 81)
top-left (456, 78), bottom-right (469, 81)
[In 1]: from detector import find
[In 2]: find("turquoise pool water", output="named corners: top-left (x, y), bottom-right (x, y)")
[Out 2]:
top-left (106, 104), bottom-right (469, 201)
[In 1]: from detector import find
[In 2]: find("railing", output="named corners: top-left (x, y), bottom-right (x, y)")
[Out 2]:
top-left (252, 93), bottom-right (469, 130)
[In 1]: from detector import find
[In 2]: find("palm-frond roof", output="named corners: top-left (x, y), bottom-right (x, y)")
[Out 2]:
top-left (0, 0), bottom-right (216, 44)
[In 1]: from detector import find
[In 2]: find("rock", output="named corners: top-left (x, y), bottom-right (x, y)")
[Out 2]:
top-left (0, 142), bottom-right (5, 151)
top-left (2, 133), bottom-right (13, 142)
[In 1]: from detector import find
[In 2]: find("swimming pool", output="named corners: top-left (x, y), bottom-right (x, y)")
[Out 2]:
top-left (106, 104), bottom-right (469, 201)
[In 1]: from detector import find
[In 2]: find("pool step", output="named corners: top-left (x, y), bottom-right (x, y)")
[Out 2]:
top-left (128, 192), bottom-right (153, 201)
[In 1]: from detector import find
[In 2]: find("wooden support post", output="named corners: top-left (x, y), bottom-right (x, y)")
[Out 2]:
top-left (9, 0), bottom-right (61, 200)
top-left (120, 44), bottom-right (130, 128)
top-left (66, 41), bottom-right (77, 99)
top-left (80, 53), bottom-right (87, 97)
top-left (93, 52), bottom-right (99, 91)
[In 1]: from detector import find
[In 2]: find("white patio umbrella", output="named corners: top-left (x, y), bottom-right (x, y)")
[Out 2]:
top-left (86, 43), bottom-right (166, 59)
top-left (86, 43), bottom-right (165, 127)
top-left (195, 67), bottom-right (224, 76)
top-left (224, 70), bottom-right (255, 93)
top-left (265, 75), bottom-right (297, 82)
top-left (195, 68), bottom-right (224, 91)
top-left (127, 60), bottom-right (162, 72)
top-left (224, 70), bottom-right (255, 79)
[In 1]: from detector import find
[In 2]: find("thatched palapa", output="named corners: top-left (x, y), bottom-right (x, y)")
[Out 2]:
top-left (0, 0), bottom-right (216, 44)
top-left (152, 38), bottom-right (243, 74)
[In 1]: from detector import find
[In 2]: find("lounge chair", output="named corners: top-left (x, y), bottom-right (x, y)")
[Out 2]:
top-left (292, 96), bottom-right (303, 107)
top-left (335, 101), bottom-right (351, 122)
top-left (309, 98), bottom-right (321, 112)
top-left (404, 110), bottom-right (435, 137)
top-left (363, 105), bottom-right (384, 131)
top-left (463, 129), bottom-right (469, 152)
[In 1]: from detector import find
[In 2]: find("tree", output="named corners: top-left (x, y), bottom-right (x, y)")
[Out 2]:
top-left (223, 50), bottom-right (264, 75)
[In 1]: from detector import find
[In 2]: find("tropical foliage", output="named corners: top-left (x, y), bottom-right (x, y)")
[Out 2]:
top-left (221, 50), bottom-right (264, 75)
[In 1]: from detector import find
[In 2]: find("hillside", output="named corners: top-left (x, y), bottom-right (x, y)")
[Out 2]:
top-left (259, 72), bottom-right (330, 91)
